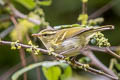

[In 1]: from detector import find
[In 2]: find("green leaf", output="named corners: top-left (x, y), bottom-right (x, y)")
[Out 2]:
top-left (60, 66), bottom-right (72, 80)
top-left (11, 61), bottom-right (67, 80)
top-left (42, 66), bottom-right (61, 80)
top-left (31, 25), bottom-right (40, 33)
top-left (15, 0), bottom-right (36, 9)
top-left (42, 61), bottom-right (69, 68)
top-left (37, 0), bottom-right (52, 6)
top-left (115, 63), bottom-right (120, 71)
top-left (79, 57), bottom-right (91, 64)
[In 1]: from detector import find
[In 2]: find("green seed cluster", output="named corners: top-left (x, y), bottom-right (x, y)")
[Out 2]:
top-left (79, 64), bottom-right (89, 71)
top-left (88, 18), bottom-right (104, 26)
top-left (78, 14), bottom-right (88, 25)
top-left (26, 40), bottom-right (40, 55)
top-left (11, 40), bottom-right (21, 50)
top-left (79, 57), bottom-right (91, 64)
top-left (93, 32), bottom-right (110, 47)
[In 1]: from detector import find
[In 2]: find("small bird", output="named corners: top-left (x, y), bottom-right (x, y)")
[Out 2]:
top-left (32, 25), bottom-right (114, 57)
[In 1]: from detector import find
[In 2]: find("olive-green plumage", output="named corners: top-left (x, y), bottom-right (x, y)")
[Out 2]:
top-left (32, 25), bottom-right (114, 57)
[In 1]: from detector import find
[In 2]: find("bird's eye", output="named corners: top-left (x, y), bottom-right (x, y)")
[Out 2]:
top-left (43, 34), bottom-right (48, 36)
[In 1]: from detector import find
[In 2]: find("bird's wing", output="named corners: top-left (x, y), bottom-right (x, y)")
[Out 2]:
top-left (52, 25), bottom-right (113, 45)
top-left (53, 27), bottom-right (93, 44)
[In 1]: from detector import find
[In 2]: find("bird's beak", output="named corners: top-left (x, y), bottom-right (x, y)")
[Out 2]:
top-left (32, 33), bottom-right (42, 37)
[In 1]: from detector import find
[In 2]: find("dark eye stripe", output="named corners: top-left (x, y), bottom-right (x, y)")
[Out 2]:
top-left (42, 33), bottom-right (55, 36)
top-left (43, 34), bottom-right (47, 36)
top-left (42, 31), bottom-right (56, 36)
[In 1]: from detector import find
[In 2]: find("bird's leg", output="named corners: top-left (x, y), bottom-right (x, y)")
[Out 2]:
top-left (48, 47), bottom-right (55, 55)
top-left (70, 56), bottom-right (77, 63)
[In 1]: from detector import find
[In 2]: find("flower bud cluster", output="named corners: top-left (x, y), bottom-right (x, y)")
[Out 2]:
top-left (92, 32), bottom-right (110, 47)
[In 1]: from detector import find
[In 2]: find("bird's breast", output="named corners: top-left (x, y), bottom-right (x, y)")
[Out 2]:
top-left (52, 37), bottom-right (82, 53)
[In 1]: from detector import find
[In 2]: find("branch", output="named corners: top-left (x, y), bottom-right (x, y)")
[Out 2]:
top-left (0, 40), bottom-right (118, 80)
top-left (10, 14), bottom-right (28, 80)
top-left (88, 0), bottom-right (118, 19)
top-left (88, 46), bottom-right (120, 59)
top-left (9, 4), bottom-right (41, 25)
top-left (0, 26), bottom-right (14, 39)
top-left (72, 60), bottom-right (118, 80)
top-left (81, 50), bottom-right (117, 78)
top-left (82, 0), bottom-right (87, 14)
top-left (0, 40), bottom-right (49, 53)
top-left (8, 4), bottom-right (53, 29)
top-left (26, 34), bottom-right (41, 80)
top-left (106, 47), bottom-right (120, 59)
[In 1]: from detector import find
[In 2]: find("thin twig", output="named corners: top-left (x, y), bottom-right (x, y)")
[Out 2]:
top-left (88, 0), bottom-right (118, 19)
top-left (10, 15), bottom-right (27, 80)
top-left (8, 4), bottom-right (54, 29)
top-left (82, 1), bottom-right (87, 14)
top-left (88, 46), bottom-right (120, 59)
top-left (81, 50), bottom-right (117, 78)
top-left (19, 48), bottom-right (27, 80)
top-left (106, 47), bottom-right (120, 59)
top-left (73, 60), bottom-right (118, 80)
top-left (0, 40), bottom-right (49, 53)
top-left (0, 26), bottom-right (14, 39)
top-left (9, 4), bottom-right (41, 25)
top-left (26, 34), bottom-right (41, 80)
